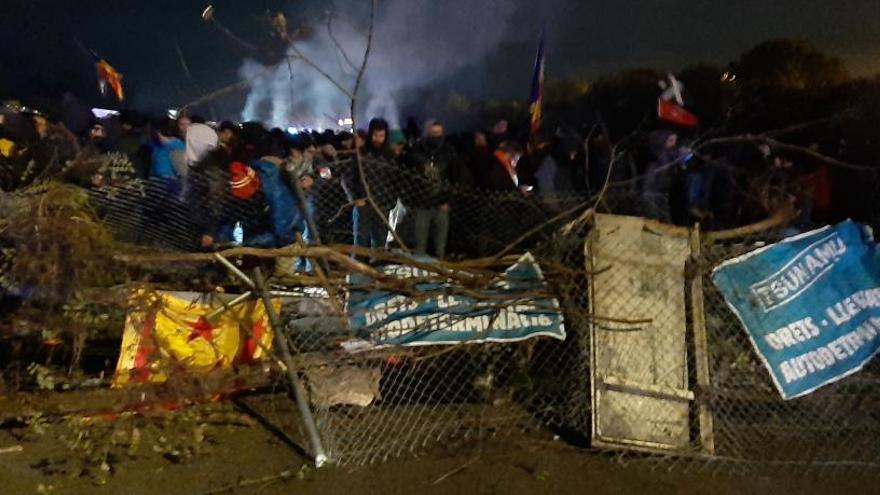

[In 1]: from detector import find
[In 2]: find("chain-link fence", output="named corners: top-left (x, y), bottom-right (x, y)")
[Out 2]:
top-left (2, 155), bottom-right (880, 477)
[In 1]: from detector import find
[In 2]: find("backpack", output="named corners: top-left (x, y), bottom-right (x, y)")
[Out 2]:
top-left (230, 161), bottom-right (261, 199)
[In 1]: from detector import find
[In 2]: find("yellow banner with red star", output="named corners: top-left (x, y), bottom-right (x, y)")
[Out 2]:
top-left (113, 291), bottom-right (279, 387)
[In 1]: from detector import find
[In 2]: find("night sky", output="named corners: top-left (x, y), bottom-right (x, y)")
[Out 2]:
top-left (2, 0), bottom-right (879, 118)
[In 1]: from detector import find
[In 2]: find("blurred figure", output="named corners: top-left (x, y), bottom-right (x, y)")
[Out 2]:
top-left (177, 114), bottom-right (192, 138)
top-left (151, 117), bottom-right (186, 182)
top-left (217, 121), bottom-right (238, 150)
top-left (642, 130), bottom-right (688, 223)
top-left (467, 131), bottom-right (494, 190)
top-left (248, 131), bottom-right (303, 249)
top-left (118, 111), bottom-right (152, 179)
top-left (533, 135), bottom-right (579, 210)
top-left (342, 138), bottom-right (387, 250)
top-left (185, 123), bottom-right (219, 168)
top-left (488, 141), bottom-right (526, 193)
top-left (364, 118), bottom-right (391, 160)
top-left (388, 129), bottom-right (407, 163)
top-left (406, 120), bottom-right (460, 259)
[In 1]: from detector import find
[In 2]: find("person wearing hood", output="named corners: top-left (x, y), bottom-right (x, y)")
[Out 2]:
top-left (364, 118), bottom-right (393, 161)
top-left (247, 131), bottom-right (310, 273)
top-left (405, 120), bottom-right (461, 259)
top-left (341, 118), bottom-right (392, 251)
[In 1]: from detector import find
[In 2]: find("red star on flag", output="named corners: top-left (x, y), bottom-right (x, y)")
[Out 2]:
top-left (186, 316), bottom-right (216, 343)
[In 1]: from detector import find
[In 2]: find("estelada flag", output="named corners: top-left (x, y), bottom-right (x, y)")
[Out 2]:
top-left (113, 291), bottom-right (279, 387)
top-left (528, 31), bottom-right (546, 138)
top-left (95, 57), bottom-right (124, 102)
top-left (658, 99), bottom-right (699, 128)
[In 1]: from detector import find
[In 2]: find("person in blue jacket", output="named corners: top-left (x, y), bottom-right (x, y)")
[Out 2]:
top-left (150, 118), bottom-right (185, 182)
top-left (248, 131), bottom-right (301, 248)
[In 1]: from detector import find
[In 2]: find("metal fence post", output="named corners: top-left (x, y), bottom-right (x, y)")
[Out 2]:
top-left (690, 224), bottom-right (716, 455)
top-left (253, 267), bottom-right (329, 466)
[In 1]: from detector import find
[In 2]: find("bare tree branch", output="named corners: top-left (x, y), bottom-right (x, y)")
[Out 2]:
top-left (327, 2), bottom-right (359, 74)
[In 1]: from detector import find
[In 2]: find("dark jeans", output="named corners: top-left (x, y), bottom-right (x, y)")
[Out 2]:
top-left (353, 205), bottom-right (387, 250)
top-left (414, 206), bottom-right (450, 259)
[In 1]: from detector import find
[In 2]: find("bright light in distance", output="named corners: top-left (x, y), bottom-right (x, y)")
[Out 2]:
top-left (91, 108), bottom-right (119, 119)
top-left (337, 117), bottom-right (353, 127)
top-left (287, 126), bottom-right (299, 134)
top-left (167, 109), bottom-right (179, 119)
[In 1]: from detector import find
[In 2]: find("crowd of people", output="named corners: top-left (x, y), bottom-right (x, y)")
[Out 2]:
top-left (0, 99), bottom-right (836, 270)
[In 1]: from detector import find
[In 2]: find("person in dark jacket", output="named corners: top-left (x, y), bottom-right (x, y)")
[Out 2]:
top-left (487, 141), bottom-right (525, 193)
top-left (467, 131), bottom-right (495, 190)
top-left (405, 120), bottom-right (461, 259)
top-left (364, 118), bottom-right (392, 161)
top-left (341, 119), bottom-right (391, 250)
top-left (642, 130), bottom-right (688, 223)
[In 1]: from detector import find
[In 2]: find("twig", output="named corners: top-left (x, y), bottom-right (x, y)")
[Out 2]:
top-left (180, 80), bottom-right (251, 112)
top-left (432, 455), bottom-right (481, 485)
top-left (203, 468), bottom-right (301, 495)
top-left (493, 203), bottom-right (592, 259)
top-left (0, 445), bottom-right (23, 455)
top-left (349, 0), bottom-right (411, 252)
top-left (209, 17), bottom-right (260, 53)
top-left (326, 2), bottom-right (358, 73)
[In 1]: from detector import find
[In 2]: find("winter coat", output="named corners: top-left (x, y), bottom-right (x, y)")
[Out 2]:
top-left (151, 138), bottom-right (185, 179)
top-left (405, 139), bottom-right (460, 208)
top-left (250, 157), bottom-right (301, 247)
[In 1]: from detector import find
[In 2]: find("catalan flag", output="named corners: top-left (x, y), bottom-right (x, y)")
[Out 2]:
top-left (113, 291), bottom-right (279, 387)
top-left (528, 31), bottom-right (545, 138)
top-left (93, 52), bottom-right (124, 102)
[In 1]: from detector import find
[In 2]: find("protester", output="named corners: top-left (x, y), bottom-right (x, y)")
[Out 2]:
top-left (389, 130), bottom-right (407, 162)
top-left (185, 123), bottom-right (219, 168)
top-left (364, 118), bottom-right (392, 161)
top-left (217, 121), bottom-right (238, 150)
top-left (488, 141), bottom-right (526, 193)
top-left (406, 120), bottom-right (460, 259)
top-left (533, 135), bottom-right (579, 210)
top-left (118, 111), bottom-right (152, 179)
top-left (177, 114), bottom-right (192, 139)
top-left (641, 130), bottom-right (688, 223)
top-left (150, 118), bottom-right (186, 183)
top-left (247, 131), bottom-right (303, 251)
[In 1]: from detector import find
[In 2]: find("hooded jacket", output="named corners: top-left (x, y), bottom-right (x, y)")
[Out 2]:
top-left (250, 156), bottom-right (300, 247)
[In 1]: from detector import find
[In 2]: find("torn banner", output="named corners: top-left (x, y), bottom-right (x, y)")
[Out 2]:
top-left (712, 221), bottom-right (880, 399)
top-left (345, 253), bottom-right (565, 349)
top-left (113, 291), bottom-right (279, 387)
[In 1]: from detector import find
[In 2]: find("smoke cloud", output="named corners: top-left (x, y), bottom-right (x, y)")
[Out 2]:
top-left (239, 0), bottom-right (522, 130)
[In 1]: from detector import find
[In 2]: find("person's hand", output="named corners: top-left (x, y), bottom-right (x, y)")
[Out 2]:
top-left (201, 235), bottom-right (214, 248)
top-left (90, 174), bottom-right (104, 188)
top-left (439, 203), bottom-right (450, 212)
top-left (300, 175), bottom-right (315, 189)
top-left (354, 199), bottom-right (367, 208)
top-left (519, 185), bottom-right (533, 196)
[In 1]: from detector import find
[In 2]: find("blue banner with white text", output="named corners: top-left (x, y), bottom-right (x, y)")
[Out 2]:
top-left (712, 220), bottom-right (880, 399)
top-left (346, 253), bottom-right (565, 348)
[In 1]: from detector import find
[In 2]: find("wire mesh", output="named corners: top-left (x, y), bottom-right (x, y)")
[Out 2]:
top-left (3, 152), bottom-right (880, 476)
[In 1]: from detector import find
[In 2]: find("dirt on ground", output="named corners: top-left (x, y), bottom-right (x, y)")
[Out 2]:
top-left (1, 399), bottom-right (879, 495)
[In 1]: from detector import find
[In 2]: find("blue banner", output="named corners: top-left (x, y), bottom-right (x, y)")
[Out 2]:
top-left (345, 253), bottom-right (565, 348)
top-left (712, 221), bottom-right (880, 399)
